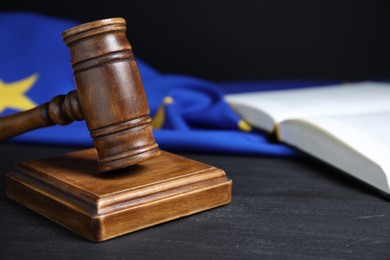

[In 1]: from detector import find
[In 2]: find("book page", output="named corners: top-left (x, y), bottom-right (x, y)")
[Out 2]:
top-left (300, 112), bottom-right (390, 160)
top-left (225, 82), bottom-right (390, 130)
top-left (278, 111), bottom-right (390, 193)
top-left (338, 113), bottom-right (390, 148)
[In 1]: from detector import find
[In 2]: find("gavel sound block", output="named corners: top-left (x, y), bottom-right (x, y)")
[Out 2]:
top-left (3, 18), bottom-right (232, 242)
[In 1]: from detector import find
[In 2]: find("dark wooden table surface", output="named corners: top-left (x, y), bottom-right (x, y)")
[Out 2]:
top-left (1, 142), bottom-right (390, 259)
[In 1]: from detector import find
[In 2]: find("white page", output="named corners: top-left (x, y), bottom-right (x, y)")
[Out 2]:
top-left (278, 111), bottom-right (390, 193)
top-left (225, 81), bottom-right (390, 124)
top-left (301, 112), bottom-right (390, 163)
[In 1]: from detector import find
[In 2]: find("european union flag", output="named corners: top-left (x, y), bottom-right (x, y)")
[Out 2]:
top-left (0, 11), bottom-right (297, 156)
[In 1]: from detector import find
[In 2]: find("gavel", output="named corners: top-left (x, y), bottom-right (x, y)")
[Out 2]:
top-left (0, 18), bottom-right (160, 172)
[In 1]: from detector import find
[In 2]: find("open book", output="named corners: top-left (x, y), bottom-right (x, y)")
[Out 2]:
top-left (225, 81), bottom-right (390, 195)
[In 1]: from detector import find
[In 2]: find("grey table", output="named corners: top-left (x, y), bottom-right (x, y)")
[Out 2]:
top-left (1, 142), bottom-right (390, 259)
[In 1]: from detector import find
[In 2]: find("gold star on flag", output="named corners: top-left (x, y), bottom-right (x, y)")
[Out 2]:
top-left (0, 74), bottom-right (38, 113)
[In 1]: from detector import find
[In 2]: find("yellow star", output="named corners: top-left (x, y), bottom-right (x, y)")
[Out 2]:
top-left (0, 74), bottom-right (38, 113)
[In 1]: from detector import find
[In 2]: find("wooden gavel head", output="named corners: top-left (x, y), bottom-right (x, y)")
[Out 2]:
top-left (0, 18), bottom-right (159, 172)
top-left (60, 18), bottom-right (160, 171)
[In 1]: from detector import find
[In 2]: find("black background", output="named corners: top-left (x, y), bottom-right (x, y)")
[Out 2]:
top-left (2, 0), bottom-right (390, 81)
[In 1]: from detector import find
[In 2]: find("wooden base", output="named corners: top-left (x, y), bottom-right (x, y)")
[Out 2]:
top-left (5, 149), bottom-right (232, 242)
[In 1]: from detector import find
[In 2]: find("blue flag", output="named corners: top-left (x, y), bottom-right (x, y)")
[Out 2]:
top-left (0, 12), bottom-right (301, 156)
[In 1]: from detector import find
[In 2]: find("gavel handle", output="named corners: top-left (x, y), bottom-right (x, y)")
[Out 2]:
top-left (0, 91), bottom-right (84, 141)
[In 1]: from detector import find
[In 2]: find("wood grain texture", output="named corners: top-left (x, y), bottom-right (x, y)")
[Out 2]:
top-left (0, 91), bottom-right (83, 141)
top-left (62, 18), bottom-right (160, 172)
top-left (5, 149), bottom-right (232, 242)
top-left (0, 18), bottom-right (160, 172)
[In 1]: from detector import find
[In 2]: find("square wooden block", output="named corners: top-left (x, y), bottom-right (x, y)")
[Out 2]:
top-left (6, 149), bottom-right (232, 242)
